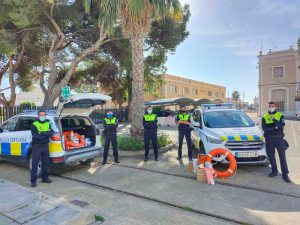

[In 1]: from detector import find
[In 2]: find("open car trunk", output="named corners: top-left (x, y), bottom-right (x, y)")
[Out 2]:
top-left (61, 116), bottom-right (96, 150)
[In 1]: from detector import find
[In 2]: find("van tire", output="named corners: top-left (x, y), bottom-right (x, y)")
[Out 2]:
top-left (28, 154), bottom-right (42, 178)
top-left (79, 158), bottom-right (95, 165)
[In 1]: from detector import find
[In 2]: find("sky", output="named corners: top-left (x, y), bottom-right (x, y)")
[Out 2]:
top-left (167, 0), bottom-right (300, 103)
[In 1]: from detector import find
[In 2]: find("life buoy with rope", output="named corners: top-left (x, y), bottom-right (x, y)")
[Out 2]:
top-left (205, 148), bottom-right (237, 178)
top-left (63, 130), bottom-right (86, 150)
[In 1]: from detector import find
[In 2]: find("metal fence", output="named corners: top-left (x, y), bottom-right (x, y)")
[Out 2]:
top-left (0, 106), bottom-right (128, 124)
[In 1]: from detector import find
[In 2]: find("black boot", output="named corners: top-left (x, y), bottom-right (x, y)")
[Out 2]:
top-left (268, 171), bottom-right (278, 177)
top-left (282, 175), bottom-right (291, 183)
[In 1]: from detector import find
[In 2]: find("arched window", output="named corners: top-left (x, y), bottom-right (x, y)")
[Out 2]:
top-left (271, 89), bottom-right (286, 112)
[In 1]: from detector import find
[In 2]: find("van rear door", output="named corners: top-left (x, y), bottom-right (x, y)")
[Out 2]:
top-left (56, 93), bottom-right (111, 118)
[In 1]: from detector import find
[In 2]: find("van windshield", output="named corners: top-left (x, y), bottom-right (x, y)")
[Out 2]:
top-left (203, 110), bottom-right (255, 128)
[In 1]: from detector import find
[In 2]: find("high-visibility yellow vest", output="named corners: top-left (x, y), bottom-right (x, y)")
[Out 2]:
top-left (144, 114), bottom-right (157, 122)
top-left (33, 121), bottom-right (50, 133)
top-left (263, 112), bottom-right (282, 124)
top-left (178, 113), bottom-right (190, 121)
top-left (104, 117), bottom-right (117, 125)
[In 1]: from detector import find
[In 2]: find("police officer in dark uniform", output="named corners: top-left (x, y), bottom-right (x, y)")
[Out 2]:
top-left (143, 106), bottom-right (158, 162)
top-left (262, 101), bottom-right (291, 183)
top-left (102, 110), bottom-right (120, 165)
top-left (30, 110), bottom-right (54, 188)
top-left (176, 105), bottom-right (192, 161)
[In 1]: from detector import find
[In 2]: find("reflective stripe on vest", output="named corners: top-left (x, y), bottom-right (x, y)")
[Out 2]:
top-left (104, 117), bottom-right (117, 125)
top-left (263, 112), bottom-right (282, 124)
top-left (33, 121), bottom-right (50, 133)
top-left (144, 114), bottom-right (156, 122)
top-left (178, 113), bottom-right (190, 121)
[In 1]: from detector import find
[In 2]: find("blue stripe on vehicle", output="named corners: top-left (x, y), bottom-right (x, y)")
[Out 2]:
top-left (21, 142), bottom-right (30, 156)
top-left (227, 135), bottom-right (235, 141)
top-left (240, 135), bottom-right (248, 141)
top-left (1, 143), bottom-right (10, 155)
top-left (253, 135), bottom-right (260, 141)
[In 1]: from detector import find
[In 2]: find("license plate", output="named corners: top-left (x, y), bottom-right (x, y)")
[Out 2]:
top-left (235, 152), bottom-right (258, 158)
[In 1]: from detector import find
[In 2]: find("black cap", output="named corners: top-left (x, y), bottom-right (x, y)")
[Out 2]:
top-left (38, 110), bottom-right (46, 115)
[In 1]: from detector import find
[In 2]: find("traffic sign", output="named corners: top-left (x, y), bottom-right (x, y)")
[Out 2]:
top-left (61, 86), bottom-right (71, 100)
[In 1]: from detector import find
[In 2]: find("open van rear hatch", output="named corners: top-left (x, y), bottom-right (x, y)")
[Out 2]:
top-left (56, 93), bottom-right (111, 118)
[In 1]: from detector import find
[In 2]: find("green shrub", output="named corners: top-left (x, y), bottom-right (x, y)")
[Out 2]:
top-left (101, 133), bottom-right (172, 151)
top-left (157, 133), bottom-right (172, 148)
top-left (117, 136), bottom-right (144, 151)
top-left (20, 101), bottom-right (36, 109)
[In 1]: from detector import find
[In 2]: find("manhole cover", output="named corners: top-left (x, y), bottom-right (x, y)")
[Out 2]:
top-left (70, 200), bottom-right (89, 208)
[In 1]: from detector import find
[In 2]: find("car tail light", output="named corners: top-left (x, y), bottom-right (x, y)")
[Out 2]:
top-left (51, 133), bottom-right (61, 141)
top-left (51, 156), bottom-right (65, 163)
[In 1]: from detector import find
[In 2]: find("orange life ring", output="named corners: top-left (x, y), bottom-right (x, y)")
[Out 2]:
top-left (63, 130), bottom-right (86, 150)
top-left (205, 148), bottom-right (237, 178)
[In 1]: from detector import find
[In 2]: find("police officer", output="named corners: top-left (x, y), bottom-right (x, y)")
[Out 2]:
top-left (176, 105), bottom-right (192, 161)
top-left (102, 110), bottom-right (120, 165)
top-left (262, 102), bottom-right (291, 183)
top-left (30, 110), bottom-right (54, 188)
top-left (143, 106), bottom-right (158, 161)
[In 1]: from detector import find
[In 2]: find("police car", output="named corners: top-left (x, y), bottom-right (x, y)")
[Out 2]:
top-left (190, 104), bottom-right (269, 165)
top-left (0, 93), bottom-right (111, 176)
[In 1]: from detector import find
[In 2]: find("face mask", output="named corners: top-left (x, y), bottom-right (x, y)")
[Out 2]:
top-left (181, 110), bottom-right (186, 113)
top-left (39, 116), bottom-right (46, 122)
top-left (147, 110), bottom-right (152, 114)
top-left (107, 113), bottom-right (113, 118)
top-left (268, 107), bottom-right (276, 113)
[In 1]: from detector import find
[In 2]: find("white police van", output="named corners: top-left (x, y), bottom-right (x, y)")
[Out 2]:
top-left (190, 104), bottom-right (269, 165)
top-left (0, 93), bottom-right (110, 176)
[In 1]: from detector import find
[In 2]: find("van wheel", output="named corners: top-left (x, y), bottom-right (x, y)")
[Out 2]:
top-left (28, 154), bottom-right (42, 178)
top-left (79, 158), bottom-right (95, 165)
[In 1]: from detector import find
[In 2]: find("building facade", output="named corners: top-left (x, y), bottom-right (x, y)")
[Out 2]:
top-left (258, 39), bottom-right (300, 117)
top-left (145, 74), bottom-right (226, 103)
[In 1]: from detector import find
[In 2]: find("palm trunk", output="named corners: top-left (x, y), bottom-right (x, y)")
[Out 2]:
top-left (130, 34), bottom-right (145, 138)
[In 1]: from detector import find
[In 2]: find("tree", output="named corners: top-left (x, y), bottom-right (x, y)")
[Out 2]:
top-left (232, 90), bottom-right (240, 103)
top-left (99, 0), bottom-right (183, 137)
top-left (0, 0), bottom-right (41, 106)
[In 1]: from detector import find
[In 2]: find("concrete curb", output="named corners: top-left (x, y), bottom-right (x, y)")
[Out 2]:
top-left (106, 143), bottom-right (176, 157)
top-left (0, 179), bottom-right (96, 225)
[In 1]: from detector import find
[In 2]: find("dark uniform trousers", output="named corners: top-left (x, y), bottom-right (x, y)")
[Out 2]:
top-left (178, 129), bottom-right (192, 159)
top-left (31, 143), bottom-right (49, 183)
top-left (144, 129), bottom-right (158, 159)
top-left (103, 133), bottom-right (118, 162)
top-left (266, 136), bottom-right (289, 175)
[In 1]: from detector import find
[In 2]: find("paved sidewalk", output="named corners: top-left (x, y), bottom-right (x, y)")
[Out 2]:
top-left (0, 179), bottom-right (95, 225)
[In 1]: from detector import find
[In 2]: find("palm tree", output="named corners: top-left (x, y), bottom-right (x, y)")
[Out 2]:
top-left (96, 0), bottom-right (183, 137)
top-left (231, 90), bottom-right (240, 106)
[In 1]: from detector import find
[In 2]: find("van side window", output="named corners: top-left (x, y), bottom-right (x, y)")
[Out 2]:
top-left (192, 110), bottom-right (202, 125)
top-left (16, 117), bottom-right (36, 131)
top-left (1, 117), bottom-right (19, 132)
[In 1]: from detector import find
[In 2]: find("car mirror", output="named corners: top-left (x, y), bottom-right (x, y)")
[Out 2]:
top-left (0, 128), bottom-right (3, 133)
top-left (254, 120), bottom-right (260, 125)
top-left (193, 122), bottom-right (202, 128)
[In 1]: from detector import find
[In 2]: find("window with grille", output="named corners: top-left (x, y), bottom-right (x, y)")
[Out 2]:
top-left (169, 85), bottom-right (177, 93)
top-left (192, 88), bottom-right (198, 95)
top-left (182, 87), bottom-right (189, 95)
top-left (273, 66), bottom-right (284, 78)
top-left (208, 91), bottom-right (212, 96)
top-left (271, 89), bottom-right (285, 112)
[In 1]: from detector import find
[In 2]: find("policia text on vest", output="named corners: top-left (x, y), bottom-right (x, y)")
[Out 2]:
top-left (102, 115), bottom-right (119, 165)
top-left (262, 111), bottom-right (290, 182)
top-left (176, 111), bottom-right (192, 161)
top-left (30, 118), bottom-right (54, 187)
top-left (143, 113), bottom-right (158, 161)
